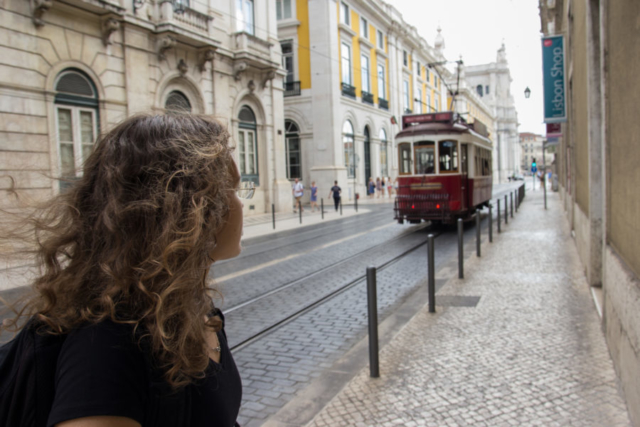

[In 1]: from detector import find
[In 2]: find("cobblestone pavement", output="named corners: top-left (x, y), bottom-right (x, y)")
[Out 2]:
top-left (305, 189), bottom-right (632, 427)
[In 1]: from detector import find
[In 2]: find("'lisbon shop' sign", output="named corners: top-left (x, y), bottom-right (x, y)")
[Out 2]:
top-left (541, 35), bottom-right (567, 123)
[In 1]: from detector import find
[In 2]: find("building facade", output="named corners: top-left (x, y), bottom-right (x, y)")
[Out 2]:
top-left (519, 132), bottom-right (552, 175)
top-left (540, 1), bottom-right (640, 423)
top-left (276, 0), bottom-right (448, 200)
top-left (0, 0), bottom-right (290, 217)
top-left (465, 45), bottom-right (520, 183)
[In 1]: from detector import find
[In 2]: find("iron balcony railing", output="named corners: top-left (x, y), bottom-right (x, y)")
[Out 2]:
top-left (378, 98), bottom-right (389, 110)
top-left (284, 81), bottom-right (301, 97)
top-left (361, 91), bottom-right (374, 105)
top-left (341, 83), bottom-right (356, 99)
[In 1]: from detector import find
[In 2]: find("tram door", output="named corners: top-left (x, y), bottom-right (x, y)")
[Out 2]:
top-left (461, 144), bottom-right (469, 210)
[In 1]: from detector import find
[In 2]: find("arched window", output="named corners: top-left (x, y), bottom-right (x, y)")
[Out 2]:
top-left (476, 85), bottom-right (483, 97)
top-left (164, 90), bottom-right (192, 113)
top-left (343, 120), bottom-right (355, 178)
top-left (285, 120), bottom-right (301, 179)
top-left (238, 106), bottom-right (259, 184)
top-left (54, 69), bottom-right (99, 186)
top-left (379, 128), bottom-right (388, 177)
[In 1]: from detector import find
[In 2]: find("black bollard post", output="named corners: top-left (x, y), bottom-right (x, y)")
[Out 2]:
top-left (299, 200), bottom-right (302, 224)
top-left (504, 195), bottom-right (508, 225)
top-left (272, 204), bottom-right (275, 230)
top-left (457, 218), bottom-right (464, 279)
top-left (428, 234), bottom-right (435, 313)
top-left (476, 212), bottom-right (481, 257)
top-left (321, 198), bottom-right (324, 220)
top-left (488, 204), bottom-right (493, 243)
top-left (497, 199), bottom-right (501, 233)
top-left (510, 192), bottom-right (513, 218)
top-left (366, 266), bottom-right (379, 378)
top-left (355, 194), bottom-right (358, 212)
top-left (515, 190), bottom-right (518, 213)
top-left (340, 199), bottom-right (343, 216)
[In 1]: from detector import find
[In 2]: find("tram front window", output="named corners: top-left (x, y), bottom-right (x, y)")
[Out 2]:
top-left (438, 140), bottom-right (459, 173)
top-left (414, 142), bottom-right (435, 174)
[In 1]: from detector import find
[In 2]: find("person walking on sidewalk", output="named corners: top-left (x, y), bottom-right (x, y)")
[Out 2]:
top-left (387, 177), bottom-right (393, 197)
top-left (0, 114), bottom-right (247, 427)
top-left (310, 181), bottom-right (318, 212)
top-left (376, 177), bottom-right (382, 198)
top-left (292, 177), bottom-right (304, 213)
top-left (328, 181), bottom-right (342, 211)
top-left (368, 177), bottom-right (375, 199)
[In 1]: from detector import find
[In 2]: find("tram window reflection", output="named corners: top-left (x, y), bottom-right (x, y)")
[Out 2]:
top-left (438, 140), bottom-right (458, 172)
top-left (399, 143), bottom-right (412, 175)
top-left (414, 141), bottom-right (435, 174)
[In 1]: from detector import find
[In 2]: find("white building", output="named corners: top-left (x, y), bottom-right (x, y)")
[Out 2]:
top-left (465, 44), bottom-right (520, 183)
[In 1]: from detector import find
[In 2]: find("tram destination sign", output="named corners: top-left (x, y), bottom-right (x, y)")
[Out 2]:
top-left (541, 35), bottom-right (567, 123)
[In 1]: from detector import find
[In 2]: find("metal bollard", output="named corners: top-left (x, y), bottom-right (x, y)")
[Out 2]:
top-left (272, 204), bottom-right (276, 229)
top-left (428, 234), bottom-right (435, 313)
top-left (340, 199), bottom-right (343, 215)
top-left (510, 192), bottom-right (513, 218)
top-left (497, 199), bottom-right (501, 233)
top-left (355, 194), bottom-right (358, 212)
top-left (321, 198), bottom-right (324, 220)
top-left (488, 204), bottom-right (493, 243)
top-left (457, 218), bottom-right (464, 279)
top-left (504, 195), bottom-right (508, 225)
top-left (476, 212), bottom-right (481, 257)
top-left (366, 266), bottom-right (380, 378)
top-left (299, 200), bottom-right (302, 224)
top-left (515, 190), bottom-right (518, 213)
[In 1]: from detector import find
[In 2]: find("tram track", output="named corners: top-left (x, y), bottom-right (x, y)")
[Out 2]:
top-left (228, 223), bottom-right (441, 352)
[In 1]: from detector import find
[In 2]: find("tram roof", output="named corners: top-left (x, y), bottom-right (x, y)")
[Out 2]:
top-left (395, 121), bottom-right (473, 139)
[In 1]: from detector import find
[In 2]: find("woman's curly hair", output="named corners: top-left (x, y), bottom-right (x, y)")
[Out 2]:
top-left (2, 113), bottom-right (235, 388)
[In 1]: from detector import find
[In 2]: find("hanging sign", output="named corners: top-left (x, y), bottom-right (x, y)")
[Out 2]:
top-left (541, 35), bottom-right (567, 123)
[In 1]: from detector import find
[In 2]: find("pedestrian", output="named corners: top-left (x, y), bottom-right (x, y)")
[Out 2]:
top-left (380, 177), bottom-right (386, 197)
top-left (394, 178), bottom-right (399, 194)
top-left (376, 177), bottom-right (382, 198)
top-left (310, 181), bottom-right (318, 212)
top-left (292, 177), bottom-right (304, 213)
top-left (387, 177), bottom-right (393, 197)
top-left (328, 180), bottom-right (342, 211)
top-left (0, 114), bottom-right (249, 427)
top-left (368, 177), bottom-right (375, 199)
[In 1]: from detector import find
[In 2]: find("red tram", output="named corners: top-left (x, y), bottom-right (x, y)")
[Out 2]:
top-left (394, 112), bottom-right (493, 225)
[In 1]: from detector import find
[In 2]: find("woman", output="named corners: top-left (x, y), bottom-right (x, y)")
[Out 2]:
top-left (375, 177), bottom-right (382, 198)
top-left (368, 177), bottom-right (375, 199)
top-left (0, 114), bottom-right (249, 427)
top-left (387, 177), bottom-right (393, 197)
top-left (310, 181), bottom-right (318, 212)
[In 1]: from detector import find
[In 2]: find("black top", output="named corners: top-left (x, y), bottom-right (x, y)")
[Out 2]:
top-left (330, 185), bottom-right (341, 198)
top-left (19, 314), bottom-right (242, 427)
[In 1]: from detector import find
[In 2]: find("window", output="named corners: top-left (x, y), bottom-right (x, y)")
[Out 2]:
top-left (399, 143), bottom-right (411, 175)
top-left (165, 90), bottom-right (192, 113)
top-left (238, 106), bottom-right (258, 183)
top-left (403, 80), bottom-right (409, 111)
top-left (377, 30), bottom-right (384, 49)
top-left (416, 61), bottom-right (421, 77)
top-left (485, 85), bottom-right (489, 95)
top-left (414, 141), bottom-right (435, 174)
top-left (236, 0), bottom-right (254, 35)
top-left (427, 93), bottom-right (431, 111)
top-left (340, 2), bottom-right (349, 25)
top-left (476, 85), bottom-right (483, 97)
top-left (360, 17), bottom-right (368, 38)
top-left (341, 43), bottom-right (351, 85)
top-left (425, 68), bottom-right (430, 82)
top-left (434, 75), bottom-right (438, 87)
top-left (435, 97), bottom-right (439, 111)
top-left (415, 87), bottom-right (422, 113)
top-left (285, 120), bottom-right (300, 179)
top-left (377, 64), bottom-right (386, 100)
top-left (54, 69), bottom-right (99, 186)
top-left (343, 120), bottom-right (355, 178)
top-left (403, 50), bottom-right (408, 67)
top-left (438, 140), bottom-right (458, 173)
top-left (379, 129), bottom-right (388, 177)
top-left (276, 0), bottom-right (292, 20)
top-left (361, 55), bottom-right (370, 92)
top-left (281, 41), bottom-right (294, 83)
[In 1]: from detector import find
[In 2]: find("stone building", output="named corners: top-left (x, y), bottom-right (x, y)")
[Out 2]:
top-left (465, 44), bottom-right (520, 183)
top-left (0, 0), bottom-right (290, 217)
top-left (540, 0), bottom-right (640, 423)
top-left (275, 0), bottom-right (448, 200)
top-left (519, 132), bottom-right (552, 175)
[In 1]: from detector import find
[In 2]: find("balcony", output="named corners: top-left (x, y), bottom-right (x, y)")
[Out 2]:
top-left (341, 83), bottom-right (356, 99)
top-left (284, 81), bottom-right (301, 97)
top-left (361, 91), bottom-right (374, 105)
top-left (378, 98), bottom-right (389, 110)
top-left (155, 1), bottom-right (217, 48)
top-left (404, 108), bottom-right (413, 114)
top-left (233, 31), bottom-right (278, 71)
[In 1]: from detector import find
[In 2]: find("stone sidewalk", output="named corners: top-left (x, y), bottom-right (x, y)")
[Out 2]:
top-left (304, 189), bottom-right (632, 427)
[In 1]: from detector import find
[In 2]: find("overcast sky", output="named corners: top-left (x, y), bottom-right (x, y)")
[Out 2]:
top-left (390, 0), bottom-right (545, 135)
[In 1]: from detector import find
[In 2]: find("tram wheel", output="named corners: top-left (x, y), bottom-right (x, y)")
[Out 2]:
top-left (397, 218), bottom-right (404, 224)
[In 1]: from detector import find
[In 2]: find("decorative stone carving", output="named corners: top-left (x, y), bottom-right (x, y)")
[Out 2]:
top-left (177, 59), bottom-right (188, 75)
top-left (261, 69), bottom-right (276, 89)
top-left (233, 62), bottom-right (247, 81)
top-left (198, 48), bottom-right (216, 72)
top-left (102, 18), bottom-right (120, 46)
top-left (157, 35), bottom-right (176, 60)
top-left (248, 80), bottom-right (256, 93)
top-left (31, 0), bottom-right (52, 27)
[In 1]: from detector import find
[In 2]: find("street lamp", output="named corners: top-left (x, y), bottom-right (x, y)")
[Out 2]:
top-left (524, 87), bottom-right (531, 99)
